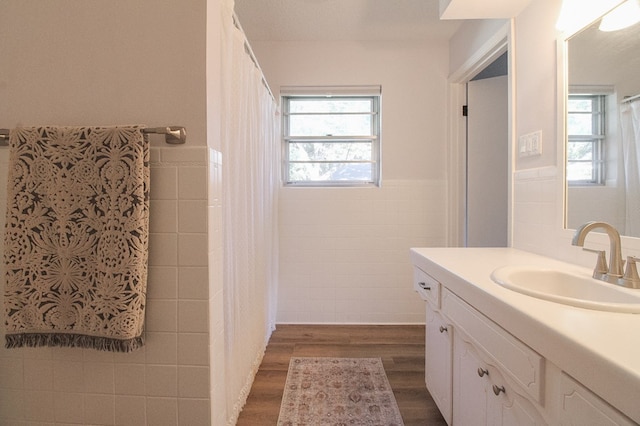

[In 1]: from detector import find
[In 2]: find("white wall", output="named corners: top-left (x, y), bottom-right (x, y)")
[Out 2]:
top-left (449, 19), bottom-right (508, 74)
top-left (513, 0), bottom-right (640, 262)
top-left (451, 0), bottom-right (640, 267)
top-left (0, 1), bottom-right (215, 424)
top-left (0, 0), bottom-right (208, 147)
top-left (252, 40), bottom-right (449, 323)
top-left (513, 0), bottom-right (561, 171)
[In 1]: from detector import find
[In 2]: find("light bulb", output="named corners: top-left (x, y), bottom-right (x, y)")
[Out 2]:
top-left (556, 0), bottom-right (623, 33)
top-left (599, 0), bottom-right (640, 31)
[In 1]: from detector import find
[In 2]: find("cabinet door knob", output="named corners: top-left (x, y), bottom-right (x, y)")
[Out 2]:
top-left (419, 282), bottom-right (431, 290)
top-left (492, 384), bottom-right (506, 396)
top-left (439, 325), bottom-right (448, 333)
top-left (477, 367), bottom-right (489, 377)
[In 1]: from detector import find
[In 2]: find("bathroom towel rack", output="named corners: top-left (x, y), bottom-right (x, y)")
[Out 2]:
top-left (0, 126), bottom-right (187, 146)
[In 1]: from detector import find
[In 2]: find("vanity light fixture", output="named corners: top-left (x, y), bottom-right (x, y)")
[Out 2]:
top-left (599, 0), bottom-right (640, 31)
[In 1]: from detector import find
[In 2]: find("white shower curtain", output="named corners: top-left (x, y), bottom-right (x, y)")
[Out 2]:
top-left (220, 0), bottom-right (280, 423)
top-left (621, 99), bottom-right (640, 236)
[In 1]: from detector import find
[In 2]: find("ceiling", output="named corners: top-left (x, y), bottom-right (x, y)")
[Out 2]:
top-left (233, 0), bottom-right (464, 42)
top-left (568, 19), bottom-right (640, 94)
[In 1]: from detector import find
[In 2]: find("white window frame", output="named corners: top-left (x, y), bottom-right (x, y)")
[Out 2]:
top-left (567, 93), bottom-right (607, 186)
top-left (281, 86), bottom-right (382, 187)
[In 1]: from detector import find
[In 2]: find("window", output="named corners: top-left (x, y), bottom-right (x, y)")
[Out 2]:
top-left (566, 94), bottom-right (606, 185)
top-left (282, 86), bottom-right (381, 186)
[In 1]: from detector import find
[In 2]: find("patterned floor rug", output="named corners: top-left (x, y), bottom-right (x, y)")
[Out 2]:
top-left (277, 357), bottom-right (405, 425)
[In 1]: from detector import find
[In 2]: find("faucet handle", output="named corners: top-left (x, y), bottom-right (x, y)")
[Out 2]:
top-left (622, 256), bottom-right (640, 289)
top-left (582, 248), bottom-right (608, 278)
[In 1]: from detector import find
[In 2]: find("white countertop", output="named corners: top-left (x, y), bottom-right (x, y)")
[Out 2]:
top-left (410, 247), bottom-right (640, 423)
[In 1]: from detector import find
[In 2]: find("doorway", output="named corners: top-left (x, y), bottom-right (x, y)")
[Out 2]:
top-left (445, 23), bottom-right (513, 248)
top-left (465, 56), bottom-right (509, 247)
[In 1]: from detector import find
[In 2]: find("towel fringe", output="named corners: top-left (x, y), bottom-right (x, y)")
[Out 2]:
top-left (5, 333), bottom-right (145, 353)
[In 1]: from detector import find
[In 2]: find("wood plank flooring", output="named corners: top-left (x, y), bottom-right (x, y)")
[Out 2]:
top-left (235, 324), bottom-right (447, 426)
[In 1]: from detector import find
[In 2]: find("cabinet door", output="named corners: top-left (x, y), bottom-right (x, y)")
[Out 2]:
top-left (453, 333), bottom-right (488, 425)
top-left (558, 372), bottom-right (636, 426)
top-left (453, 333), bottom-right (547, 426)
top-left (486, 368), bottom-right (546, 426)
top-left (425, 303), bottom-right (453, 424)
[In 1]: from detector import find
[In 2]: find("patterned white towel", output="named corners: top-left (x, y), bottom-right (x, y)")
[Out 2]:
top-left (4, 126), bottom-right (149, 352)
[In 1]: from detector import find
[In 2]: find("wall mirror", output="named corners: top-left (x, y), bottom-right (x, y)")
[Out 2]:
top-left (564, 7), bottom-right (640, 237)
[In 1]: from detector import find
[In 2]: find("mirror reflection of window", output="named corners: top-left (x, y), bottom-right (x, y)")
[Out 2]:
top-left (567, 94), bottom-right (606, 185)
top-left (564, 7), bottom-right (640, 237)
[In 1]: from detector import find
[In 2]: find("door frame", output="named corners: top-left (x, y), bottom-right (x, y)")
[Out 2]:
top-left (445, 20), bottom-right (515, 247)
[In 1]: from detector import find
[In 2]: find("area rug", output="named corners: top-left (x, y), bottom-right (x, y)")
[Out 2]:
top-left (277, 357), bottom-right (404, 425)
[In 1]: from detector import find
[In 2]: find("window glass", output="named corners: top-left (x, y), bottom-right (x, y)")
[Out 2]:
top-left (289, 142), bottom-right (373, 161)
top-left (566, 94), bottom-right (605, 185)
top-left (289, 114), bottom-right (372, 136)
top-left (283, 91), bottom-right (381, 186)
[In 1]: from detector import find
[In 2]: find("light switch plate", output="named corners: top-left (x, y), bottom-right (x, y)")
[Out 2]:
top-left (518, 130), bottom-right (542, 157)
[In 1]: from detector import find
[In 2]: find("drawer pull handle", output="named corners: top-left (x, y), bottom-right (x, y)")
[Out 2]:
top-left (419, 282), bottom-right (431, 290)
top-left (439, 326), bottom-right (448, 333)
top-left (477, 368), bottom-right (488, 377)
top-left (492, 385), bottom-right (506, 396)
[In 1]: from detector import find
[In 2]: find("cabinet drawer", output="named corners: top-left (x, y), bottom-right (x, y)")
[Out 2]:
top-left (442, 289), bottom-right (544, 403)
top-left (413, 267), bottom-right (440, 308)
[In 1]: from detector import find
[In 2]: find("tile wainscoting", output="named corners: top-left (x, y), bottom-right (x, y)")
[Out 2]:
top-left (277, 179), bottom-right (448, 324)
top-left (0, 146), bottom-right (212, 426)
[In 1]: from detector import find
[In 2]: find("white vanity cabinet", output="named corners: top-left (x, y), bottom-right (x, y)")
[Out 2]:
top-left (444, 288), bottom-right (547, 426)
top-left (414, 265), bottom-right (547, 426)
top-left (425, 303), bottom-right (453, 424)
top-left (411, 248), bottom-right (640, 425)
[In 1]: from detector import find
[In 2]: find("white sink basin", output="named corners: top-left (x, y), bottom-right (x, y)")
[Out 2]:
top-left (490, 265), bottom-right (640, 313)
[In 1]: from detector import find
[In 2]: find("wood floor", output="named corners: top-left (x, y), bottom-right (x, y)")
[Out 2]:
top-left (235, 324), bottom-right (447, 426)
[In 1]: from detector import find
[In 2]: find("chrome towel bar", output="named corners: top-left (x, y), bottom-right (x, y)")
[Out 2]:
top-left (143, 126), bottom-right (187, 144)
top-left (0, 126), bottom-right (187, 146)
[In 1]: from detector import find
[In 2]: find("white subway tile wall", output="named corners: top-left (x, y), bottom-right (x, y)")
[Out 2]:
top-left (277, 180), bottom-right (447, 324)
top-left (512, 167), bottom-right (559, 255)
top-left (0, 146), bottom-right (214, 426)
top-left (511, 166), bottom-right (640, 264)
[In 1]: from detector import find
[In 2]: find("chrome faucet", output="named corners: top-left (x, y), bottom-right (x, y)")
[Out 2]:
top-left (572, 221), bottom-right (624, 284)
top-left (571, 221), bottom-right (640, 288)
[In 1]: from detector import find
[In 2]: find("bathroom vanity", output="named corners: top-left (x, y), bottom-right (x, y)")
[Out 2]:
top-left (411, 247), bottom-right (640, 425)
